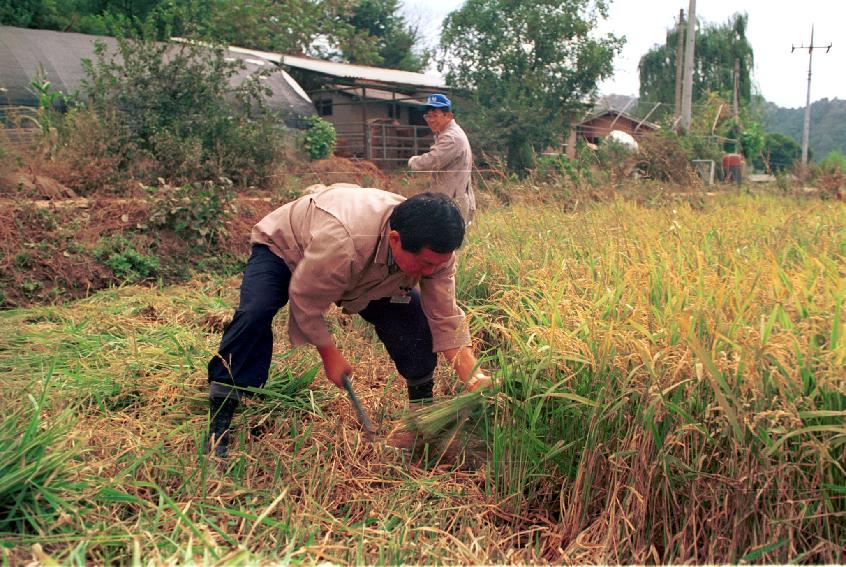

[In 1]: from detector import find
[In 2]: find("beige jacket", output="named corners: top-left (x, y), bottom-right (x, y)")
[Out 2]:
top-left (408, 120), bottom-right (476, 222)
top-left (251, 186), bottom-right (470, 352)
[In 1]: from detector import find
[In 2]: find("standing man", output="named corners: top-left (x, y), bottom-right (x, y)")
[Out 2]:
top-left (206, 186), bottom-right (491, 458)
top-left (408, 93), bottom-right (476, 223)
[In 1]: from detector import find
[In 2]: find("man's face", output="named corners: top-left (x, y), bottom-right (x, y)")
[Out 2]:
top-left (423, 108), bottom-right (452, 134)
top-left (388, 230), bottom-right (453, 279)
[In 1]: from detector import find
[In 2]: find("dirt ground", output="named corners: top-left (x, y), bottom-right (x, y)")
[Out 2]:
top-left (0, 154), bottom-right (443, 308)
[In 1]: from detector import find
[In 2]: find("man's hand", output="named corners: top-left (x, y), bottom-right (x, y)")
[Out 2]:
top-left (465, 370), bottom-right (492, 392)
top-left (316, 343), bottom-right (352, 388)
top-left (442, 346), bottom-right (492, 392)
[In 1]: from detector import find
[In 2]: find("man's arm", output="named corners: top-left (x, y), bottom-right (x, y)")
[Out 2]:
top-left (408, 133), bottom-right (458, 171)
top-left (419, 258), bottom-right (491, 391)
top-left (316, 343), bottom-right (351, 388)
top-left (286, 214), bottom-right (357, 388)
top-left (442, 346), bottom-right (491, 391)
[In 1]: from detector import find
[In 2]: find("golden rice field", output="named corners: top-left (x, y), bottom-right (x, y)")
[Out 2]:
top-left (1, 191), bottom-right (844, 564)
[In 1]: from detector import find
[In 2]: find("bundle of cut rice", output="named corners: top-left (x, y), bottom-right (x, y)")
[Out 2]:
top-left (387, 391), bottom-right (490, 467)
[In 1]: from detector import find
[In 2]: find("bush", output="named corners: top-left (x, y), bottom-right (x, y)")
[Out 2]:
top-left (47, 108), bottom-right (133, 194)
top-left (634, 131), bottom-right (697, 184)
top-left (80, 36), bottom-right (286, 186)
top-left (814, 151), bottom-right (845, 197)
top-left (533, 152), bottom-right (593, 187)
top-left (94, 236), bottom-right (159, 282)
top-left (596, 139), bottom-right (637, 183)
top-left (303, 116), bottom-right (336, 160)
top-left (146, 178), bottom-right (235, 247)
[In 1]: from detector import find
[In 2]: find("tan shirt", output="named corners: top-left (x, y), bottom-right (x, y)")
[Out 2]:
top-left (251, 186), bottom-right (470, 352)
top-left (408, 119), bottom-right (476, 222)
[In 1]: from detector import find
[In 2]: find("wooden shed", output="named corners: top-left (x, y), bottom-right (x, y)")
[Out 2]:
top-left (277, 54), bottom-right (447, 167)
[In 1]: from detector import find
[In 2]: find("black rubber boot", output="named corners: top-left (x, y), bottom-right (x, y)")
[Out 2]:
top-left (407, 375), bottom-right (434, 403)
top-left (207, 396), bottom-right (238, 458)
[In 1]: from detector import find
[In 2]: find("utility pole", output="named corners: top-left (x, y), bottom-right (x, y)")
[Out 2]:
top-left (792, 25), bottom-right (832, 176)
top-left (732, 58), bottom-right (740, 122)
top-left (680, 0), bottom-right (696, 132)
top-left (674, 9), bottom-right (685, 119)
top-left (732, 58), bottom-right (742, 153)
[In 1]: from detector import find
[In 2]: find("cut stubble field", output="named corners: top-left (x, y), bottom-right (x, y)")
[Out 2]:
top-left (1, 191), bottom-right (844, 564)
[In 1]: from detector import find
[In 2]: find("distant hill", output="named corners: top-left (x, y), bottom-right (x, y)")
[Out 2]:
top-left (761, 98), bottom-right (846, 161)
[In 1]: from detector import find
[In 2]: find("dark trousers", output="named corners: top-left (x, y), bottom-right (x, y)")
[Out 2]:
top-left (208, 244), bottom-right (437, 391)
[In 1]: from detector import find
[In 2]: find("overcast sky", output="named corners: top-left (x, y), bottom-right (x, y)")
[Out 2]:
top-left (401, 0), bottom-right (844, 109)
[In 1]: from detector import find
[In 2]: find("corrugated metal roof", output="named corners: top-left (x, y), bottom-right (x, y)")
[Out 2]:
top-left (223, 45), bottom-right (447, 89)
top-left (283, 55), bottom-right (446, 89)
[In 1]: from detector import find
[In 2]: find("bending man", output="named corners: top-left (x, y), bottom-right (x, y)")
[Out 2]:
top-left (206, 187), bottom-right (490, 457)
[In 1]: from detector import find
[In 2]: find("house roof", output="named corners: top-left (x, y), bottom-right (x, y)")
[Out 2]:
top-left (223, 45), bottom-right (447, 90)
top-left (578, 109), bottom-right (659, 131)
top-left (0, 26), bottom-right (315, 126)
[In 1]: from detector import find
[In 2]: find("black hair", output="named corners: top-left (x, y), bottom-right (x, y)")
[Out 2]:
top-left (389, 192), bottom-right (465, 253)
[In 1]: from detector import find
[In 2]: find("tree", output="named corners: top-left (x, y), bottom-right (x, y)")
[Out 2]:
top-left (340, 0), bottom-right (427, 71)
top-left (3, 0), bottom-right (427, 70)
top-left (1, 0), bottom-right (175, 37)
top-left (753, 132), bottom-right (802, 173)
top-left (186, 0), bottom-right (342, 55)
top-left (190, 0), bottom-right (425, 69)
top-left (438, 0), bottom-right (621, 174)
top-left (639, 13), bottom-right (754, 122)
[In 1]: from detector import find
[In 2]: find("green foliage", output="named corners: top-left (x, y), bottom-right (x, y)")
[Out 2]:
top-left (819, 150), bottom-right (846, 172)
top-left (185, 0), bottom-right (425, 66)
top-left (753, 132), bottom-right (802, 173)
top-left (341, 0), bottom-right (428, 71)
top-left (80, 36), bottom-right (284, 185)
top-left (535, 154), bottom-right (582, 186)
top-left (738, 121), bottom-right (764, 159)
top-left (188, 0), bottom-right (332, 54)
top-left (1, 0), bottom-right (171, 37)
top-left (3, 0), bottom-right (427, 69)
top-left (147, 178), bottom-right (235, 247)
top-left (27, 72), bottom-right (64, 134)
top-left (438, 0), bottom-right (622, 175)
top-left (596, 138), bottom-right (638, 182)
top-left (94, 236), bottom-right (160, 282)
top-left (303, 116), bottom-right (337, 160)
top-left (639, 13), bottom-right (754, 122)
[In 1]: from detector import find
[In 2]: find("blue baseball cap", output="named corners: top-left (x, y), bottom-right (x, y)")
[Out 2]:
top-left (425, 93), bottom-right (452, 111)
